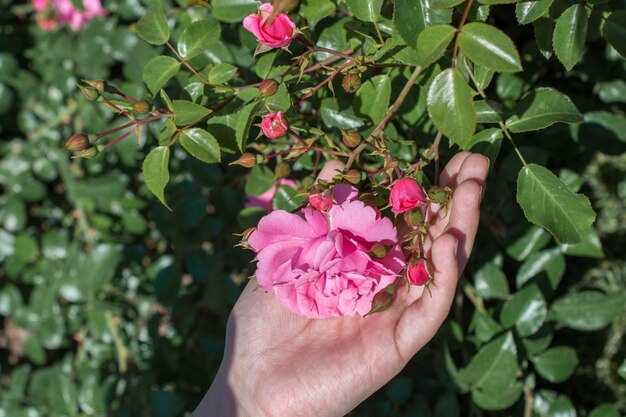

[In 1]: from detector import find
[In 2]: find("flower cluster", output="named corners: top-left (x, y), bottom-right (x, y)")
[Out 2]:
top-left (33, 0), bottom-right (106, 31)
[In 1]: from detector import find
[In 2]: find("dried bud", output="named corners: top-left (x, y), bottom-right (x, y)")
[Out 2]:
top-left (343, 169), bottom-right (363, 185)
top-left (64, 134), bottom-right (89, 151)
top-left (427, 185), bottom-right (450, 204)
top-left (230, 153), bottom-right (257, 168)
top-left (72, 147), bottom-right (99, 159)
top-left (403, 209), bottom-right (424, 228)
top-left (368, 244), bottom-right (390, 259)
top-left (272, 0), bottom-right (299, 13)
top-left (78, 83), bottom-right (100, 101)
top-left (364, 285), bottom-right (395, 317)
top-left (83, 79), bottom-right (105, 94)
top-left (341, 73), bottom-right (361, 93)
top-left (132, 100), bottom-right (150, 115)
top-left (341, 130), bottom-right (361, 148)
top-left (258, 79), bottom-right (279, 97)
top-left (274, 162), bottom-right (292, 179)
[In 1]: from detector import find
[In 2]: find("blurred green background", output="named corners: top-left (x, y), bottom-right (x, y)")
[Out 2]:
top-left (1, 0), bottom-right (625, 416)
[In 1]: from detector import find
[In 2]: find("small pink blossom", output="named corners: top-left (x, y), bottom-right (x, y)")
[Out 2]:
top-left (389, 178), bottom-right (427, 214)
top-left (245, 179), bottom-right (297, 212)
top-left (407, 260), bottom-right (430, 286)
top-left (248, 184), bottom-right (405, 318)
top-left (308, 191), bottom-right (333, 211)
top-left (260, 112), bottom-right (289, 139)
top-left (33, 0), bottom-right (106, 31)
top-left (243, 3), bottom-right (297, 49)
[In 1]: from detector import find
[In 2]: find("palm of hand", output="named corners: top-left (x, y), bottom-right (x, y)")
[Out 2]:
top-left (215, 153), bottom-right (488, 417)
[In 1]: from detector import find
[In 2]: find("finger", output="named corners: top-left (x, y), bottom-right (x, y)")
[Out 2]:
top-left (316, 159), bottom-right (345, 182)
top-left (444, 179), bottom-right (483, 272)
top-left (439, 152), bottom-right (471, 187)
top-left (394, 233), bottom-right (459, 361)
top-left (455, 153), bottom-right (489, 188)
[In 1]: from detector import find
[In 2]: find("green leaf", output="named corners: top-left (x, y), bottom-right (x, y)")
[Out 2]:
top-left (596, 80), bottom-right (626, 104)
top-left (427, 68), bottom-right (477, 148)
top-left (474, 311), bottom-right (504, 343)
top-left (516, 248), bottom-right (565, 290)
top-left (142, 146), bottom-right (171, 208)
top-left (515, 0), bottom-right (554, 25)
top-left (475, 100), bottom-right (507, 123)
top-left (619, 359), bottom-right (626, 380)
top-left (208, 63), bottom-right (238, 85)
top-left (211, 0), bottom-right (259, 23)
top-left (235, 102), bottom-right (262, 152)
top-left (534, 17), bottom-right (554, 59)
top-left (516, 164), bottom-right (595, 244)
top-left (506, 88), bottom-right (582, 133)
top-left (589, 404), bottom-right (621, 417)
top-left (500, 284), bottom-right (547, 337)
top-left (244, 165), bottom-right (275, 196)
top-left (478, 0), bottom-right (520, 4)
top-left (474, 262), bottom-right (509, 300)
top-left (273, 185), bottom-right (306, 211)
top-left (458, 332), bottom-right (522, 410)
top-left (561, 229), bottom-right (604, 258)
top-left (172, 100), bottom-right (211, 126)
top-left (301, 0), bottom-right (337, 26)
top-left (178, 20), bottom-right (221, 60)
top-left (393, 0), bottom-right (452, 45)
top-left (136, 4), bottom-right (170, 45)
top-left (179, 128), bottom-right (221, 163)
top-left (533, 347), bottom-right (578, 383)
top-left (356, 74), bottom-right (391, 124)
top-left (458, 23), bottom-right (522, 72)
top-left (506, 226), bottom-right (550, 261)
top-left (551, 291), bottom-right (626, 331)
top-left (473, 64), bottom-right (495, 91)
top-left (553, 4), bottom-right (588, 71)
top-left (414, 25), bottom-right (456, 66)
top-left (603, 11), bottom-right (626, 58)
top-left (429, 0), bottom-right (465, 8)
top-left (321, 98), bottom-right (366, 130)
top-left (345, 0), bottom-right (383, 22)
top-left (266, 83), bottom-right (292, 112)
top-left (143, 56), bottom-right (180, 96)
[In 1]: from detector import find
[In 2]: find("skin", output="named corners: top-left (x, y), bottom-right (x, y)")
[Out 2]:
top-left (193, 152), bottom-right (490, 417)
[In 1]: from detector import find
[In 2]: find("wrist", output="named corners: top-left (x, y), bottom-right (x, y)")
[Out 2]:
top-left (193, 367), bottom-right (250, 417)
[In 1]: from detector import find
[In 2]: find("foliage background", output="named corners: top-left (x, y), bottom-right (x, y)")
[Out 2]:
top-left (1, 0), bottom-right (625, 416)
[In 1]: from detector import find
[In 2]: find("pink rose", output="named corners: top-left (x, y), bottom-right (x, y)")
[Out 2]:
top-left (389, 178), bottom-right (427, 214)
top-left (407, 260), bottom-right (430, 286)
top-left (308, 191), bottom-right (333, 211)
top-left (33, 0), bottom-right (48, 12)
top-left (245, 179), bottom-right (297, 212)
top-left (248, 184), bottom-right (406, 318)
top-left (243, 3), bottom-right (296, 48)
top-left (50, 0), bottom-right (106, 30)
top-left (260, 111), bottom-right (289, 139)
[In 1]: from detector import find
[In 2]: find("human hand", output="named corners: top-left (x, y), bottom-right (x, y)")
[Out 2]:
top-left (193, 152), bottom-right (489, 417)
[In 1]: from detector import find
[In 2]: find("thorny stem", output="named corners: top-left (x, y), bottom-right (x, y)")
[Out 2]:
top-left (298, 61), bottom-right (352, 103)
top-left (452, 0), bottom-right (475, 67)
top-left (345, 65), bottom-right (424, 171)
top-left (97, 112), bottom-right (172, 139)
top-left (265, 146), bottom-right (347, 159)
top-left (105, 125), bottom-right (140, 148)
top-left (523, 386), bottom-right (534, 417)
top-left (166, 42), bottom-right (217, 87)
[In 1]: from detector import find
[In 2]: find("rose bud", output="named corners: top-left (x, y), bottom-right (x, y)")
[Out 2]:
top-left (272, 0), bottom-right (299, 13)
top-left (341, 130), bottom-right (361, 148)
top-left (342, 73), bottom-right (361, 93)
top-left (72, 146), bottom-right (99, 159)
top-left (309, 191), bottom-right (333, 211)
top-left (229, 153), bottom-right (257, 168)
top-left (428, 185), bottom-right (451, 204)
top-left (407, 259), bottom-right (430, 286)
top-left (260, 111), bottom-right (289, 139)
top-left (243, 3), bottom-right (297, 48)
top-left (343, 169), bottom-right (363, 185)
top-left (64, 133), bottom-right (89, 151)
top-left (364, 285), bottom-right (396, 317)
top-left (258, 79), bottom-right (279, 97)
top-left (389, 178), bottom-right (427, 214)
top-left (78, 83), bottom-right (100, 101)
top-left (132, 100), bottom-right (150, 115)
top-left (82, 79), bottom-right (105, 94)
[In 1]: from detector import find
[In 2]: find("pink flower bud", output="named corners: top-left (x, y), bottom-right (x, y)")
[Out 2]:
top-left (407, 260), bottom-right (430, 286)
top-left (308, 191), bottom-right (333, 211)
top-left (260, 112), bottom-right (289, 139)
top-left (243, 3), bottom-right (297, 49)
top-left (64, 133), bottom-right (89, 151)
top-left (389, 178), bottom-right (427, 214)
top-left (229, 153), bottom-right (257, 168)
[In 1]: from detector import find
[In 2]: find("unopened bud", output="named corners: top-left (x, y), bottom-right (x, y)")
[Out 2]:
top-left (364, 285), bottom-right (396, 317)
top-left (301, 176), bottom-right (315, 191)
top-left (309, 191), bottom-right (333, 211)
top-left (274, 162), bottom-right (291, 179)
top-left (258, 79), bottom-right (279, 97)
top-left (343, 169), bottom-right (363, 185)
top-left (230, 153), bottom-right (257, 168)
top-left (341, 130), bottom-right (361, 148)
top-left (64, 134), bottom-right (89, 151)
top-left (72, 147), bottom-right (99, 159)
top-left (272, 0), bottom-right (299, 13)
top-left (132, 100), bottom-right (150, 115)
top-left (427, 185), bottom-right (450, 204)
top-left (403, 209), bottom-right (424, 228)
top-left (342, 73), bottom-right (361, 93)
top-left (83, 79), bottom-right (105, 94)
top-left (78, 84), bottom-right (100, 101)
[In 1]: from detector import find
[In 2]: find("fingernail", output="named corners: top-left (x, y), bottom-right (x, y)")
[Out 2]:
top-left (480, 185), bottom-right (485, 200)
top-left (453, 238), bottom-right (459, 254)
